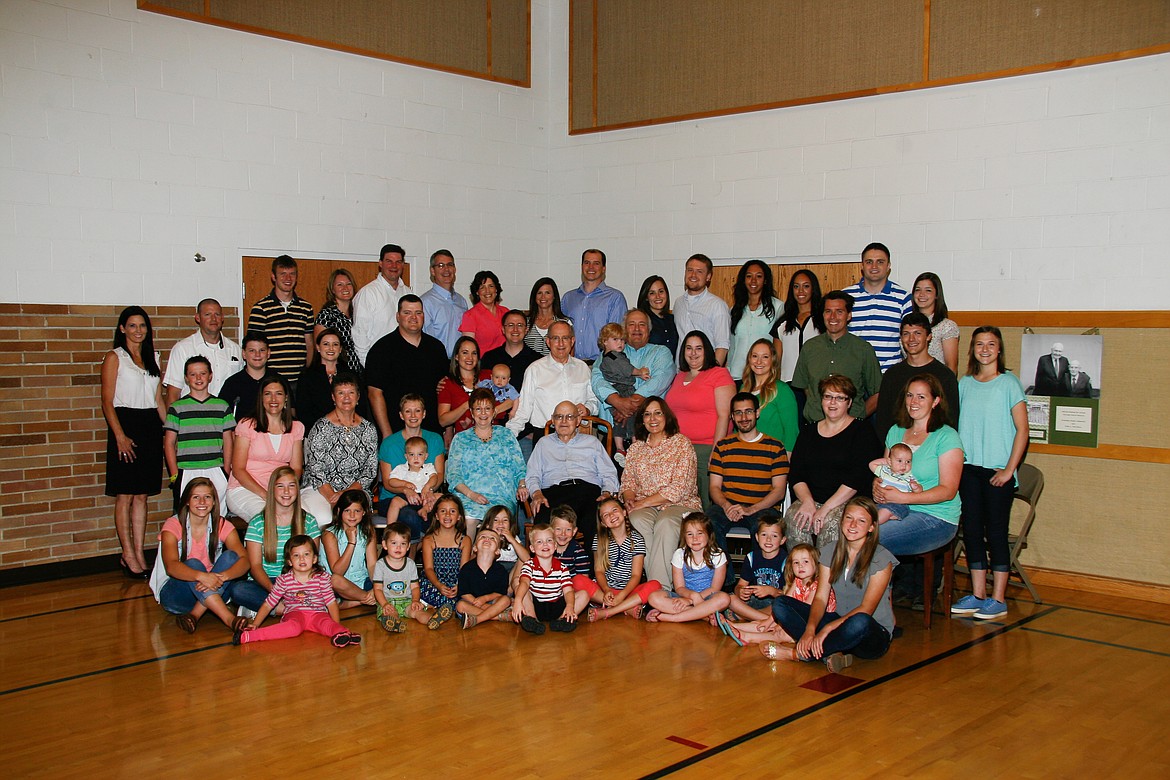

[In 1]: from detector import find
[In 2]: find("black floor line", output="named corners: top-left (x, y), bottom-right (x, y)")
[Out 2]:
top-left (1020, 626), bottom-right (1170, 658)
top-left (0, 610), bottom-right (375, 697)
top-left (638, 605), bottom-right (1062, 780)
top-left (1034, 602), bottom-right (1170, 627)
top-left (0, 594), bottom-right (154, 624)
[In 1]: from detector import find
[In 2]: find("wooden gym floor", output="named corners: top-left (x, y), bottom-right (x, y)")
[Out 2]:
top-left (2, 574), bottom-right (1169, 778)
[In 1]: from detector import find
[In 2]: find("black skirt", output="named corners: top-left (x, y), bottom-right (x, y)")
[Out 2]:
top-left (105, 407), bottom-right (164, 497)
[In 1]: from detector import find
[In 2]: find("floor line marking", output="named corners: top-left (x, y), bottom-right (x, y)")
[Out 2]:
top-left (0, 594), bottom-right (154, 624)
top-left (0, 610), bottom-right (375, 697)
top-left (665, 736), bottom-right (707, 750)
top-left (638, 605), bottom-right (1062, 779)
top-left (1020, 626), bottom-right (1170, 658)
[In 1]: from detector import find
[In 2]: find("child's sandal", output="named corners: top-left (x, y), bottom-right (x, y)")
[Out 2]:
top-left (586, 605), bottom-right (606, 622)
top-left (230, 616), bottom-right (250, 633)
top-left (175, 613), bottom-right (198, 634)
top-left (627, 605), bottom-right (645, 620)
top-left (644, 609), bottom-right (663, 623)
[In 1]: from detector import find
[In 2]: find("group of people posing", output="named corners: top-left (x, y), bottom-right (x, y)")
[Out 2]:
top-left (101, 241), bottom-right (1027, 669)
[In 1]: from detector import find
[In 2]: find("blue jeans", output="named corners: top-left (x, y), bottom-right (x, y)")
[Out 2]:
top-left (376, 496), bottom-right (425, 542)
top-left (771, 595), bottom-right (892, 660)
top-left (877, 510), bottom-right (958, 556)
top-left (959, 464), bottom-right (1013, 572)
top-left (159, 550), bottom-right (245, 615)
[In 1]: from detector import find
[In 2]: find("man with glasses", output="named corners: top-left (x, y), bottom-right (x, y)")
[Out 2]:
top-left (526, 400), bottom-right (619, 552)
top-left (420, 249), bottom-right (467, 356)
top-left (707, 392), bottom-right (790, 552)
top-left (790, 291), bottom-right (881, 424)
top-left (507, 321), bottom-right (598, 440)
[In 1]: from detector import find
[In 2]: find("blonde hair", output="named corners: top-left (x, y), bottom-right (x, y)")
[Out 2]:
top-left (594, 497), bottom-right (633, 577)
top-left (597, 321), bottom-right (625, 350)
top-left (261, 466), bottom-right (309, 564)
top-left (783, 543), bottom-right (821, 590)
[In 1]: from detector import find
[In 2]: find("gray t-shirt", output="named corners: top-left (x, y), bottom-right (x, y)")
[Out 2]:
top-left (373, 557), bottom-right (419, 602)
top-left (818, 541), bottom-right (898, 634)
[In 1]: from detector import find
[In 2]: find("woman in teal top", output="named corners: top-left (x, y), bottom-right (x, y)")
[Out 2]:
top-left (739, 338), bottom-right (799, 452)
top-left (871, 373), bottom-right (963, 556)
top-left (446, 388), bottom-right (528, 529)
top-left (950, 326), bottom-right (1028, 620)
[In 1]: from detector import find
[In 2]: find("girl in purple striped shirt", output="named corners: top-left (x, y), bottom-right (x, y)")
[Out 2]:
top-left (234, 535), bottom-right (361, 648)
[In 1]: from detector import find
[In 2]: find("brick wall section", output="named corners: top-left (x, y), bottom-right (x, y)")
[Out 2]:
top-left (0, 303), bottom-right (239, 570)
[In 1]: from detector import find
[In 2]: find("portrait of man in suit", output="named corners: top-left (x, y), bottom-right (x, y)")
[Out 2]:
top-left (1063, 359), bottom-right (1095, 398)
top-left (1033, 341), bottom-right (1069, 396)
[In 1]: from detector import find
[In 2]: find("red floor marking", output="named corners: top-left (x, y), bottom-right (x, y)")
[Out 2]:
top-left (666, 735), bottom-right (708, 750)
top-left (801, 672), bottom-right (864, 694)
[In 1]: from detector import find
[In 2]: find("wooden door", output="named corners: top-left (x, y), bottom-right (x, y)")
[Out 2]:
top-left (241, 256), bottom-right (412, 333)
top-left (709, 261), bottom-right (859, 305)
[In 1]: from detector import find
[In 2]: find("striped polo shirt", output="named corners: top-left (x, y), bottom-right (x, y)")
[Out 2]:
top-left (520, 556), bottom-right (573, 602)
top-left (164, 395), bottom-right (236, 469)
top-left (709, 433), bottom-right (789, 506)
top-left (841, 279), bottom-right (911, 372)
top-left (247, 292), bottom-right (315, 380)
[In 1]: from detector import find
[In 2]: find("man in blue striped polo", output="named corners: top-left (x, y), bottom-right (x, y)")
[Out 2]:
top-left (841, 242), bottom-right (911, 373)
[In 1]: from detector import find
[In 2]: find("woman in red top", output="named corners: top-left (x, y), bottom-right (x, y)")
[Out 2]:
top-left (438, 336), bottom-right (491, 434)
top-left (459, 270), bottom-right (509, 355)
top-left (666, 330), bottom-right (735, 507)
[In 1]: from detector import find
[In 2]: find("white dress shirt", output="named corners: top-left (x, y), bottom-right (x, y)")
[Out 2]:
top-left (507, 356), bottom-right (599, 436)
top-left (351, 275), bottom-right (413, 365)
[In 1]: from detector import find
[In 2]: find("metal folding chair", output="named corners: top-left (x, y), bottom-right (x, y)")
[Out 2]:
top-left (955, 463), bottom-right (1045, 604)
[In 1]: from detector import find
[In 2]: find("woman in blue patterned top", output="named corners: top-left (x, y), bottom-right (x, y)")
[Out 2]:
top-left (446, 388), bottom-right (529, 532)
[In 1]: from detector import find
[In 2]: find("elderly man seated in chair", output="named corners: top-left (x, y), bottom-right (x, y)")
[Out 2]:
top-left (526, 400), bottom-right (619, 555)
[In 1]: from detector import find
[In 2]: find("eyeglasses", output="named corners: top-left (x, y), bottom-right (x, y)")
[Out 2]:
top-left (552, 414), bottom-right (579, 421)
top-left (822, 394), bottom-right (850, 403)
top-left (431, 261), bottom-right (455, 269)
top-left (731, 409), bottom-right (757, 418)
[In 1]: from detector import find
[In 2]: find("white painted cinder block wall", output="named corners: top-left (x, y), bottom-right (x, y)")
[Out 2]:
top-left (0, 0), bottom-right (554, 309)
top-left (2, 0), bottom-right (1168, 313)
top-left (543, 3), bottom-right (1170, 311)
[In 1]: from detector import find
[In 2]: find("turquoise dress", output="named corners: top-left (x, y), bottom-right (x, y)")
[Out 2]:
top-left (446, 426), bottom-right (526, 522)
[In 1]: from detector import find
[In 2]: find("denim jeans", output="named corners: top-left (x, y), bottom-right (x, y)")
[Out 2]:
top-left (376, 495), bottom-right (425, 542)
top-left (771, 595), bottom-right (892, 660)
top-left (159, 550), bottom-right (244, 615)
top-left (877, 510), bottom-right (958, 556)
top-left (706, 503), bottom-right (766, 553)
top-left (959, 464), bottom-right (1013, 572)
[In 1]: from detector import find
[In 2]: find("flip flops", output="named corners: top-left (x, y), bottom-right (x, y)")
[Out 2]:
top-left (715, 612), bottom-right (745, 646)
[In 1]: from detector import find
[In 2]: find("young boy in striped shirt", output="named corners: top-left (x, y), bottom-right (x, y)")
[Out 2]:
top-left (163, 356), bottom-right (235, 516)
top-left (513, 524), bottom-right (577, 635)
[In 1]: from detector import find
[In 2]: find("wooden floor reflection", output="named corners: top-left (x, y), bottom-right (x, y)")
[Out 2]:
top-left (3, 574), bottom-right (1169, 777)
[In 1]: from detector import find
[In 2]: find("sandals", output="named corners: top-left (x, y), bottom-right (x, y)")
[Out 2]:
top-left (427, 603), bottom-right (455, 630)
top-left (175, 613), bottom-right (198, 634)
top-left (231, 616), bottom-right (250, 633)
top-left (459, 612), bottom-right (477, 630)
top-left (644, 609), bottom-right (663, 623)
top-left (715, 612), bottom-right (745, 646)
top-left (587, 605), bottom-right (607, 623)
top-left (824, 653), bottom-right (853, 673)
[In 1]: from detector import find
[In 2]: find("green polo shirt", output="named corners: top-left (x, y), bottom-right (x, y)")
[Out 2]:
top-left (790, 331), bottom-right (882, 421)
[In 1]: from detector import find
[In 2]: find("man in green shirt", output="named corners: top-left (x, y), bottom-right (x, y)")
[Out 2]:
top-left (790, 291), bottom-right (882, 423)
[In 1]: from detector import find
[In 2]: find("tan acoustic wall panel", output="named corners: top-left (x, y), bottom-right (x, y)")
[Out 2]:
top-left (141, 1), bottom-right (530, 86)
top-left (931, 0), bottom-right (1170, 81)
top-left (571, 0), bottom-right (1170, 132)
top-left (590, 0), bottom-right (922, 129)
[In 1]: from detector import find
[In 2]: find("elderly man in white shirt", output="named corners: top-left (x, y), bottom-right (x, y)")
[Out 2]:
top-left (351, 243), bottom-right (413, 365)
top-left (672, 253), bottom-right (731, 365)
top-left (507, 321), bottom-right (599, 438)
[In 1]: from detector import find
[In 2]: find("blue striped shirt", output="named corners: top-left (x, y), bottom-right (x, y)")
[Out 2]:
top-left (842, 279), bottom-right (911, 372)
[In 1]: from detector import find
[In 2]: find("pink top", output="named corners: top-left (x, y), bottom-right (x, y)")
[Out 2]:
top-left (227, 417), bottom-right (305, 491)
top-left (459, 303), bottom-right (509, 354)
top-left (438, 369), bottom-right (492, 433)
top-left (620, 433), bottom-right (702, 510)
top-left (666, 367), bottom-right (735, 445)
top-left (159, 517), bottom-right (235, 570)
top-left (264, 570), bottom-right (336, 612)
top-left (789, 576), bottom-right (837, 612)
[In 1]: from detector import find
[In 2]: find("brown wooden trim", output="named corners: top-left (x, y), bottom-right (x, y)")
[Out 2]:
top-left (486, 0), bottom-right (493, 76)
top-left (526, 0), bottom-right (532, 87)
top-left (570, 45), bottom-right (1170, 135)
top-left (1024, 566), bottom-right (1170, 606)
top-left (591, 0), bottom-right (599, 128)
top-left (950, 310), bottom-right (1170, 328)
top-left (139, 2), bottom-right (532, 89)
top-left (922, 0), bottom-right (931, 81)
top-left (568, 0), bottom-right (576, 132)
top-left (1029, 443), bottom-right (1170, 464)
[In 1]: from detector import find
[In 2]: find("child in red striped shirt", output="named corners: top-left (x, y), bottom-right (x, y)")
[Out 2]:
top-left (513, 524), bottom-right (577, 635)
top-left (234, 535), bottom-right (361, 648)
